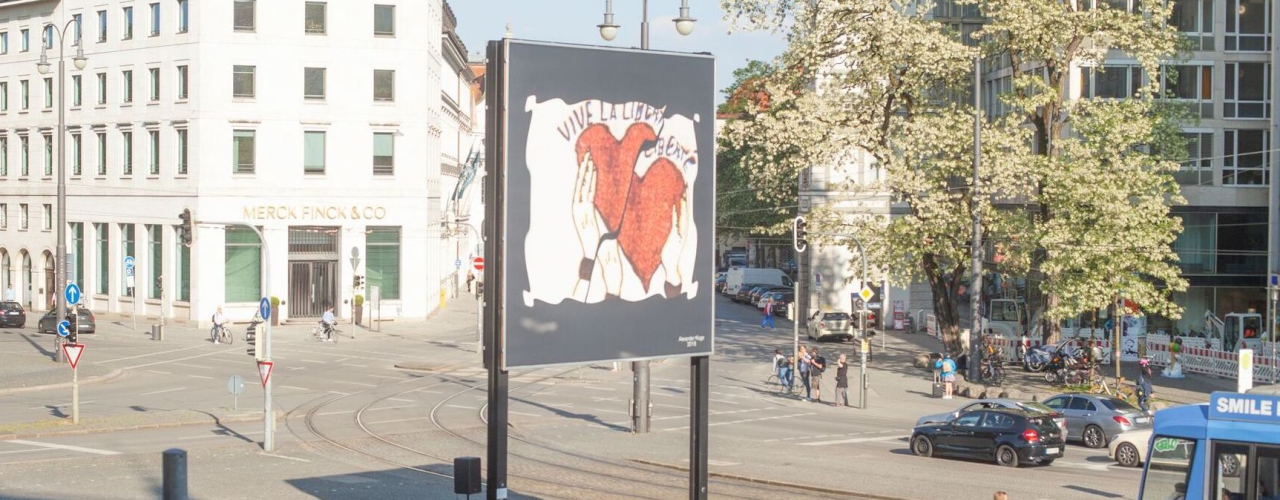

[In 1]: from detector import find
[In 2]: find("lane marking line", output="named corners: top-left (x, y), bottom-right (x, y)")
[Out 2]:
top-left (146, 370), bottom-right (173, 375)
top-left (141, 387), bottom-right (187, 396)
top-left (664, 412), bottom-right (818, 432)
top-left (447, 404), bottom-right (478, 410)
top-left (178, 430), bottom-right (264, 441)
top-left (8, 439), bottom-right (121, 455)
top-left (331, 381), bottom-right (378, 388)
top-left (188, 375), bottom-right (214, 380)
top-left (798, 434), bottom-right (910, 446)
top-left (98, 344), bottom-right (206, 363)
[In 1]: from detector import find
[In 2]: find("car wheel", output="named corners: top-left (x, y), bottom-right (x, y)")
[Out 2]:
top-left (995, 445), bottom-right (1020, 467)
top-left (1083, 425), bottom-right (1106, 449)
top-left (911, 435), bottom-right (933, 458)
top-left (1116, 442), bottom-right (1141, 468)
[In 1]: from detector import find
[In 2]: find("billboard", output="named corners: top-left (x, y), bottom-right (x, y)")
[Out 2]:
top-left (489, 40), bottom-right (715, 369)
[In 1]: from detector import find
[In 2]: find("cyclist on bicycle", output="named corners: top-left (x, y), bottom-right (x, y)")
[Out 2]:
top-left (320, 306), bottom-right (337, 341)
top-left (211, 306), bottom-right (228, 344)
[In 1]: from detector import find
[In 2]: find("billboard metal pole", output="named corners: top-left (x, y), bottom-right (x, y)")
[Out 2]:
top-left (689, 355), bottom-right (709, 500)
top-left (632, 1), bottom-right (653, 435)
top-left (484, 40), bottom-right (508, 500)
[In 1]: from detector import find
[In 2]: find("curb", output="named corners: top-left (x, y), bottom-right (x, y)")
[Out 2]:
top-left (0, 412), bottom-right (276, 441)
top-left (0, 367), bottom-right (126, 396)
top-left (628, 459), bottom-right (913, 500)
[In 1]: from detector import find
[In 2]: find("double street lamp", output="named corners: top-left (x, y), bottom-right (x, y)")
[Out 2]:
top-left (38, 20), bottom-right (87, 356)
top-left (598, 0), bottom-right (697, 50)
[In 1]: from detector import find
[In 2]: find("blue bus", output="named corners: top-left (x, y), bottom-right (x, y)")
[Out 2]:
top-left (1139, 389), bottom-right (1280, 500)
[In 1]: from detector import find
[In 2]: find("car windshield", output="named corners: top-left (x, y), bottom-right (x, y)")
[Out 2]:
top-left (823, 313), bottom-right (850, 320)
top-left (1099, 397), bottom-right (1140, 412)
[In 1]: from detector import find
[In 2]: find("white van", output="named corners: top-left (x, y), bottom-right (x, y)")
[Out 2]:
top-left (724, 268), bottom-right (793, 296)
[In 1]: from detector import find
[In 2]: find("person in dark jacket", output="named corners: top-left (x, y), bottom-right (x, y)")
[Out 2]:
top-left (1137, 357), bottom-right (1155, 414)
top-left (835, 354), bottom-right (850, 407)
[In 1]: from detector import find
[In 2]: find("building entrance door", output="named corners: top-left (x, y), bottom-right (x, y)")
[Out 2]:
top-left (289, 261), bottom-right (336, 318)
top-left (288, 226), bottom-right (340, 318)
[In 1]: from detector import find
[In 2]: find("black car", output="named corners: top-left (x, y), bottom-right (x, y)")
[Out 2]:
top-left (910, 408), bottom-right (1065, 467)
top-left (0, 301), bottom-right (26, 328)
top-left (734, 284), bottom-right (766, 304)
top-left (37, 308), bottom-right (97, 334)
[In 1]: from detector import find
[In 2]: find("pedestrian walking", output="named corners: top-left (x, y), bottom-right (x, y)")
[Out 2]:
top-left (760, 297), bottom-right (776, 331)
top-left (935, 352), bottom-right (957, 399)
top-left (466, 269), bottom-right (476, 293)
top-left (810, 347), bottom-right (826, 403)
top-left (835, 354), bottom-right (850, 407)
top-left (1137, 357), bottom-right (1155, 414)
top-left (799, 347), bottom-right (812, 401)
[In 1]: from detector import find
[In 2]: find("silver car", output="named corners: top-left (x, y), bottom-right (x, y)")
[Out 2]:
top-left (1041, 393), bottom-right (1151, 448)
top-left (916, 398), bottom-right (1067, 436)
top-left (807, 311), bottom-right (852, 341)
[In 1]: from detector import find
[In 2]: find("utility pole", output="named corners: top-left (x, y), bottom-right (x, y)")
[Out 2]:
top-left (968, 56), bottom-right (984, 382)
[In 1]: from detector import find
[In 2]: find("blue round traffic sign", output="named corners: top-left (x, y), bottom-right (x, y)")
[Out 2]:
top-left (259, 297), bottom-right (272, 321)
top-left (57, 320), bottom-right (71, 338)
top-left (65, 283), bottom-right (81, 305)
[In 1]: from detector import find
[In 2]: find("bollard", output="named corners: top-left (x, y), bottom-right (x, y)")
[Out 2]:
top-left (163, 448), bottom-right (188, 500)
top-left (152, 324), bottom-right (164, 341)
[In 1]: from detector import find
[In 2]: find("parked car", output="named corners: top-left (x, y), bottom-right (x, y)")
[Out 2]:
top-left (0, 301), bottom-right (26, 328)
top-left (714, 273), bottom-right (727, 293)
top-left (807, 311), bottom-right (852, 341)
top-left (916, 399), bottom-right (1067, 436)
top-left (910, 408), bottom-right (1065, 467)
top-left (734, 284), bottom-right (766, 304)
top-left (759, 291), bottom-right (794, 310)
top-left (752, 286), bottom-right (789, 307)
top-left (1041, 393), bottom-right (1151, 448)
top-left (37, 308), bottom-right (97, 335)
top-left (1108, 428), bottom-right (1152, 468)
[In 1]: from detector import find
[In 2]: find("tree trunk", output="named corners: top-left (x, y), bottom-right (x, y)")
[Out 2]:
top-left (923, 253), bottom-right (965, 355)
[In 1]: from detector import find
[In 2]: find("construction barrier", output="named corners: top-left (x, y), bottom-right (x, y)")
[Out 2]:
top-left (1146, 335), bottom-right (1279, 381)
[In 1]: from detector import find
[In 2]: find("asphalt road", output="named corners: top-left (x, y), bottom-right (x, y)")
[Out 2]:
top-left (0, 297), bottom-right (1147, 499)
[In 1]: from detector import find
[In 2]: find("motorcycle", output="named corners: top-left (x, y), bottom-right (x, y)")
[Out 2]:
top-left (1023, 339), bottom-right (1080, 372)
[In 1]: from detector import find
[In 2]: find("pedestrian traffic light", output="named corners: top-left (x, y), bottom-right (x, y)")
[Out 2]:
top-left (793, 216), bottom-right (808, 253)
top-left (353, 275), bottom-right (364, 289)
top-left (66, 309), bottom-right (78, 344)
top-left (178, 209), bottom-right (193, 246)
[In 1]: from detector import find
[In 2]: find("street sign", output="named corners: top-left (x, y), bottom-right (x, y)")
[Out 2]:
top-left (859, 285), bottom-right (874, 303)
top-left (65, 283), bottom-right (81, 306)
top-left (257, 360), bottom-right (274, 387)
top-left (1271, 274), bottom-right (1280, 288)
top-left (259, 297), bottom-right (271, 321)
top-left (57, 320), bottom-right (71, 338)
top-left (124, 256), bottom-right (135, 288)
top-left (63, 343), bottom-right (85, 369)
top-left (350, 247), bottom-right (361, 272)
top-left (455, 259), bottom-right (462, 269)
top-left (860, 339), bottom-right (870, 354)
top-left (228, 375), bottom-right (244, 395)
top-left (472, 256), bottom-right (485, 272)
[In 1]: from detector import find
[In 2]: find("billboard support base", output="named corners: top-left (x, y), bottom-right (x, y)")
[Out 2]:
top-left (689, 355), bottom-right (709, 500)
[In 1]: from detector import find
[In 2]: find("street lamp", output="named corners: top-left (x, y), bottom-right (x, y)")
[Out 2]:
top-left (598, 0), bottom-right (696, 50)
top-left (39, 19), bottom-right (85, 376)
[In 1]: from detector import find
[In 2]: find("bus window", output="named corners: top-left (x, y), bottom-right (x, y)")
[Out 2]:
top-left (1212, 443), bottom-right (1249, 500)
top-left (1142, 436), bottom-right (1196, 500)
top-left (1260, 445), bottom-right (1280, 500)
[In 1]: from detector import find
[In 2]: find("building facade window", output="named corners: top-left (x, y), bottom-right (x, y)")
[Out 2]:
top-left (120, 223), bottom-right (134, 296)
top-left (304, 67), bottom-right (325, 99)
top-left (95, 223), bottom-right (108, 294)
top-left (234, 0), bottom-right (255, 31)
top-left (71, 223), bottom-right (84, 287)
top-left (1082, 65), bottom-right (1141, 99)
top-left (20, 28), bottom-right (28, 52)
top-left (1, 137), bottom-right (7, 176)
top-left (373, 132), bottom-right (394, 175)
top-left (72, 133), bottom-right (82, 176)
top-left (43, 134), bottom-right (52, 176)
top-left (1223, 129), bottom-right (1269, 185)
top-left (176, 65), bottom-right (188, 99)
top-left (0, 32), bottom-right (7, 54)
top-left (304, 131), bottom-right (325, 174)
top-left (233, 65), bottom-right (255, 98)
top-left (233, 130), bottom-right (255, 174)
top-left (19, 136), bottom-right (28, 176)
top-left (148, 130), bottom-right (159, 175)
top-left (41, 204), bottom-right (51, 231)
top-left (19, 204), bottom-right (27, 230)
top-left (1, 81), bottom-right (7, 110)
top-left (374, 5), bottom-right (395, 36)
top-left (43, 26), bottom-right (52, 49)
top-left (366, 227), bottom-right (400, 299)
top-left (123, 6), bottom-right (134, 40)
top-left (122, 131), bottom-right (133, 175)
top-left (1226, 0), bottom-right (1271, 51)
top-left (177, 0), bottom-right (189, 33)
top-left (96, 132), bottom-right (106, 175)
top-left (1225, 62), bottom-right (1270, 118)
top-left (1218, 212), bottom-right (1268, 273)
top-left (176, 129), bottom-right (188, 174)
top-left (149, 68), bottom-right (160, 101)
top-left (225, 227), bottom-right (261, 302)
top-left (96, 72), bottom-right (106, 104)
top-left (306, 2), bottom-right (326, 34)
top-left (150, 3), bottom-right (160, 37)
top-left (1173, 212), bottom-right (1215, 274)
top-left (374, 70), bottom-right (394, 101)
top-left (97, 10), bottom-right (107, 43)
top-left (20, 79), bottom-right (28, 109)
top-left (72, 74), bottom-right (82, 107)
top-left (0, 204), bottom-right (6, 228)
top-left (122, 70), bottom-right (133, 103)
top-left (177, 230), bottom-right (190, 301)
top-left (72, 14), bottom-right (82, 45)
top-left (148, 224), bottom-right (162, 299)
top-left (43, 78), bottom-right (53, 109)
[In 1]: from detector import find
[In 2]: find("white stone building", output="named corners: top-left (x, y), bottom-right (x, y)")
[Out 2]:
top-left (0, 0), bottom-right (457, 325)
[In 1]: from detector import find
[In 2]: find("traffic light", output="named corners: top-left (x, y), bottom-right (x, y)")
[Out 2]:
top-left (178, 209), bottom-right (193, 246)
top-left (353, 275), bottom-right (364, 289)
top-left (793, 216), bottom-right (808, 253)
top-left (66, 308), bottom-right (78, 344)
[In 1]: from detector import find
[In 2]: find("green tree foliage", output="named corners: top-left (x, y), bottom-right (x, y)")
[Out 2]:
top-left (717, 60), bottom-right (798, 237)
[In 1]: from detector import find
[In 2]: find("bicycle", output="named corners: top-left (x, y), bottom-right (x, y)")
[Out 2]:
top-left (766, 371), bottom-right (798, 395)
top-left (213, 325), bottom-right (234, 345)
top-left (309, 323), bottom-right (339, 342)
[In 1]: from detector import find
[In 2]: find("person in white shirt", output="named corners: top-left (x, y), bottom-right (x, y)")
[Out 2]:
top-left (211, 307), bottom-right (228, 344)
top-left (320, 306), bottom-right (337, 341)
top-left (4, 284), bottom-right (15, 301)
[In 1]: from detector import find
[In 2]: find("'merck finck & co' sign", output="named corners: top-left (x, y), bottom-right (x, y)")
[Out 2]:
top-left (242, 205), bottom-right (388, 221)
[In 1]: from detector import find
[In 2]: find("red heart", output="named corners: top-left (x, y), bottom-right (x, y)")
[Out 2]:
top-left (575, 123), bottom-right (686, 292)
